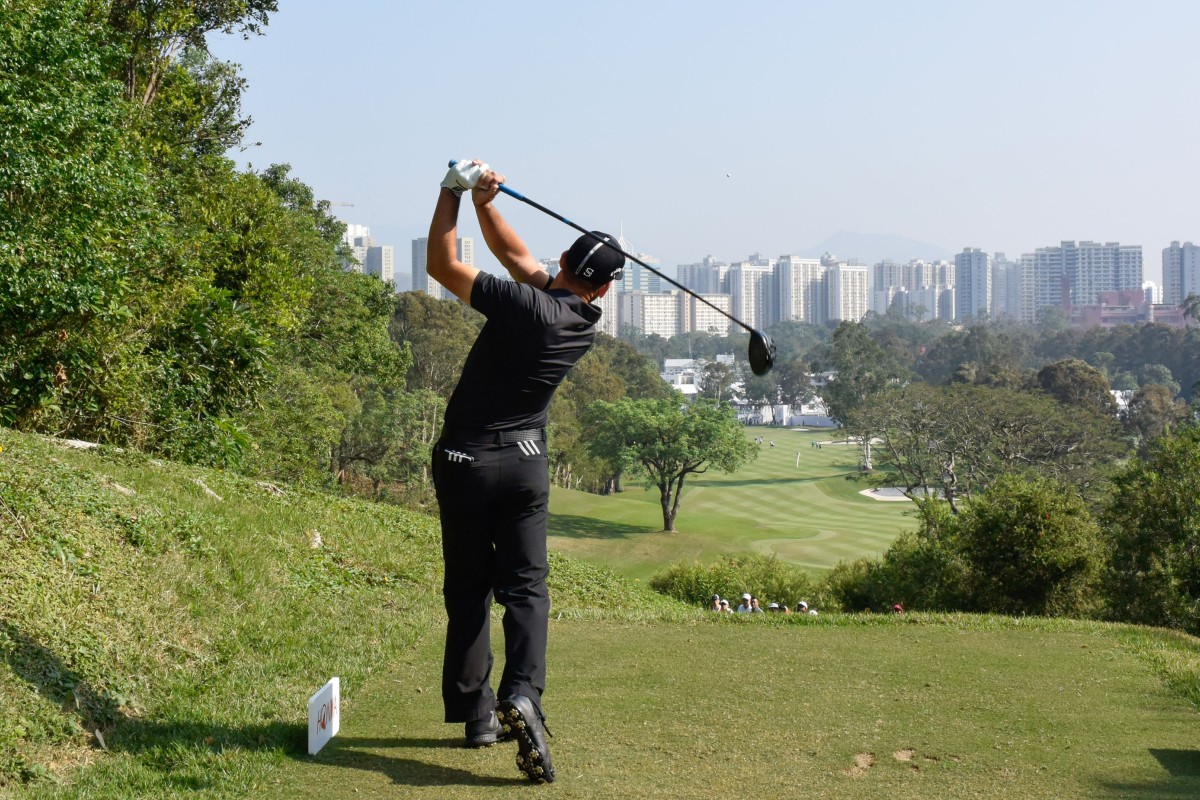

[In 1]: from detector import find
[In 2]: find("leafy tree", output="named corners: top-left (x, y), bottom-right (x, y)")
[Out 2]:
top-left (0, 0), bottom-right (158, 429)
top-left (1182, 292), bottom-right (1200, 323)
top-left (1035, 358), bottom-right (1117, 417)
top-left (959, 475), bottom-right (1103, 616)
top-left (584, 398), bottom-right (756, 531)
top-left (1104, 425), bottom-right (1200, 634)
top-left (1140, 363), bottom-right (1181, 396)
top-left (390, 292), bottom-right (482, 397)
top-left (548, 334), bottom-right (673, 493)
top-left (698, 359), bottom-right (734, 404)
top-left (821, 322), bottom-right (910, 424)
top-left (1125, 384), bottom-right (1188, 452)
top-left (774, 356), bottom-right (812, 408)
top-left (741, 371), bottom-right (778, 406)
top-left (105, 0), bottom-right (277, 106)
top-left (848, 383), bottom-right (1124, 512)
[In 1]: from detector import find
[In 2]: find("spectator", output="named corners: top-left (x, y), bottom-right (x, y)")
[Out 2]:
top-left (892, 603), bottom-right (904, 614)
top-left (736, 593), bottom-right (753, 613)
top-left (767, 602), bottom-right (780, 613)
top-left (781, 604), bottom-right (791, 614)
top-left (719, 599), bottom-right (733, 614)
top-left (750, 597), bottom-right (765, 613)
top-left (709, 594), bottom-right (722, 612)
top-left (796, 601), bottom-right (809, 614)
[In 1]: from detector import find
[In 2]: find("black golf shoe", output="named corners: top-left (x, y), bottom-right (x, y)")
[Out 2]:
top-left (464, 709), bottom-right (509, 748)
top-left (497, 695), bottom-right (555, 784)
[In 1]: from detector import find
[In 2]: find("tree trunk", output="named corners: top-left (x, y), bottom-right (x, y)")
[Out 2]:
top-left (659, 480), bottom-right (676, 532)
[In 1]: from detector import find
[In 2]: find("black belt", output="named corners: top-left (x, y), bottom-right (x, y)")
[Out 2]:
top-left (445, 428), bottom-right (546, 445)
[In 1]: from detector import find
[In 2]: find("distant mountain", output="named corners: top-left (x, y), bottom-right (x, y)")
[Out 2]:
top-left (803, 231), bottom-right (954, 264)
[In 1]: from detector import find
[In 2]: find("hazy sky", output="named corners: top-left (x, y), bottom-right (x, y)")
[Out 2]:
top-left (210, 1), bottom-right (1200, 283)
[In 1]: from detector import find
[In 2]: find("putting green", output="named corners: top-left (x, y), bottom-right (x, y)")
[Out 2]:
top-left (548, 427), bottom-right (914, 580)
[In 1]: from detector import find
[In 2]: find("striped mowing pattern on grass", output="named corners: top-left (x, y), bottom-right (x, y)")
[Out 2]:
top-left (549, 427), bottom-right (915, 580)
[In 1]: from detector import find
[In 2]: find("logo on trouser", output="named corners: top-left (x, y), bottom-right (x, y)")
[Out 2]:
top-left (445, 449), bottom-right (475, 463)
top-left (516, 440), bottom-right (541, 456)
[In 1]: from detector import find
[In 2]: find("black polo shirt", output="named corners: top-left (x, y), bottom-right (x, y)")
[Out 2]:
top-left (443, 272), bottom-right (602, 432)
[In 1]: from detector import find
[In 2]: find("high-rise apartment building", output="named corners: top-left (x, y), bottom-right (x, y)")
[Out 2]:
top-left (777, 256), bottom-right (826, 323)
top-left (727, 262), bottom-right (775, 330)
top-left (826, 262), bottom-right (869, 323)
top-left (618, 292), bottom-right (683, 338)
top-left (954, 248), bottom-right (992, 321)
top-left (364, 244), bottom-right (394, 285)
top-left (687, 294), bottom-right (733, 336)
top-left (411, 237), bottom-right (474, 300)
top-left (1018, 241), bottom-right (1143, 320)
top-left (990, 252), bottom-right (1021, 320)
top-left (1163, 241), bottom-right (1200, 305)
top-left (676, 256), bottom-right (729, 295)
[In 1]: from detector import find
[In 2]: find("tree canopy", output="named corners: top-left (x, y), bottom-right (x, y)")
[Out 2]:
top-left (584, 398), bottom-right (756, 531)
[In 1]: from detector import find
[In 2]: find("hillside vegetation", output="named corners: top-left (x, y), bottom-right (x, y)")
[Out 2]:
top-left (4, 425), bottom-right (1200, 799)
top-left (0, 426), bottom-right (684, 795)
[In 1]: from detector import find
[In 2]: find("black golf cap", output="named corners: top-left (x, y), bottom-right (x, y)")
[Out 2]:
top-left (565, 231), bottom-right (625, 287)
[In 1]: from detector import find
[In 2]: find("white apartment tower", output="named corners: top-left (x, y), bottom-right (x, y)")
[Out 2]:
top-left (990, 253), bottom-right (1021, 320)
top-left (776, 256), bottom-right (826, 323)
top-left (619, 292), bottom-right (683, 338)
top-left (411, 237), bottom-right (474, 300)
top-left (687, 294), bottom-right (733, 336)
top-left (1019, 241), bottom-right (1143, 319)
top-left (676, 256), bottom-right (729, 295)
top-left (727, 262), bottom-right (775, 330)
top-left (1163, 241), bottom-right (1200, 306)
top-left (826, 262), bottom-right (869, 323)
top-left (954, 248), bottom-right (992, 321)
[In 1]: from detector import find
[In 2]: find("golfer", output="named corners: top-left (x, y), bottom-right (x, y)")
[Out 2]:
top-left (426, 160), bottom-right (624, 784)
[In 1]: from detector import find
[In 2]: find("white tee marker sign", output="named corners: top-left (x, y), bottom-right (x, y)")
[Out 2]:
top-left (307, 677), bottom-right (340, 755)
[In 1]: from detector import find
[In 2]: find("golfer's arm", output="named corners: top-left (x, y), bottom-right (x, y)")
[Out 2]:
top-left (475, 202), bottom-right (550, 287)
top-left (427, 189), bottom-right (480, 303)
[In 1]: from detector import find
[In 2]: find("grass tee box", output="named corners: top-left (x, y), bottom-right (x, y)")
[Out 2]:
top-left (267, 617), bottom-right (1200, 800)
top-left (548, 427), bottom-right (913, 580)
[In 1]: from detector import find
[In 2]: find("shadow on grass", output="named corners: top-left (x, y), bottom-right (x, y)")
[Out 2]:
top-left (101, 720), bottom-right (523, 789)
top-left (548, 512), bottom-right (655, 539)
top-left (310, 736), bottom-right (524, 787)
top-left (1096, 749), bottom-right (1200, 799)
top-left (0, 618), bottom-right (121, 728)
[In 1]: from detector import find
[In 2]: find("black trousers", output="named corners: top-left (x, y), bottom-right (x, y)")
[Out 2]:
top-left (432, 432), bottom-right (551, 724)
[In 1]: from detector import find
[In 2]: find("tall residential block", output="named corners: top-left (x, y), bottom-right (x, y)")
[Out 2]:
top-left (727, 262), bottom-right (775, 330)
top-left (618, 292), bottom-right (683, 338)
top-left (826, 262), bottom-right (869, 323)
top-left (954, 248), bottom-right (992, 321)
top-left (411, 237), bottom-right (474, 300)
top-left (1163, 241), bottom-right (1200, 305)
top-left (777, 256), bottom-right (826, 323)
top-left (364, 244), bottom-right (394, 285)
top-left (1019, 241), bottom-right (1143, 320)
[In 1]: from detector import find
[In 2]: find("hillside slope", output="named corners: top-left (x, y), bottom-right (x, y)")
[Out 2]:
top-left (0, 427), bottom-right (685, 795)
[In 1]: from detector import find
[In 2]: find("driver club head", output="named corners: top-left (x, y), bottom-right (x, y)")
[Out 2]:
top-left (749, 330), bottom-right (776, 376)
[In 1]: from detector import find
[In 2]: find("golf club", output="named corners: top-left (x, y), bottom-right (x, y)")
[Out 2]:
top-left (448, 160), bottom-right (776, 376)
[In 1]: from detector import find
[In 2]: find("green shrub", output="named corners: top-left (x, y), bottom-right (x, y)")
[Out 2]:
top-left (960, 474), bottom-right (1104, 617)
top-left (650, 553), bottom-right (820, 608)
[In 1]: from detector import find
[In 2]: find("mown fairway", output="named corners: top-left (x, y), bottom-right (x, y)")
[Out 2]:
top-left (548, 427), bottom-right (915, 580)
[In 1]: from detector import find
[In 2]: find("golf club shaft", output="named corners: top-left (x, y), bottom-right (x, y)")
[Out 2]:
top-left (494, 183), bottom-right (757, 337)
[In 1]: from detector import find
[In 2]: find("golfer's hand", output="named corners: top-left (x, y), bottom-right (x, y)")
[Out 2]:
top-left (441, 159), bottom-right (489, 197)
top-left (472, 168), bottom-right (506, 207)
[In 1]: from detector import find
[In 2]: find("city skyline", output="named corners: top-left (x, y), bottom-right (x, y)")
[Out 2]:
top-left (209, 1), bottom-right (1200, 288)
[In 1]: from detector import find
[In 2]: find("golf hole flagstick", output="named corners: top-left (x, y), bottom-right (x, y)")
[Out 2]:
top-left (447, 160), bottom-right (777, 376)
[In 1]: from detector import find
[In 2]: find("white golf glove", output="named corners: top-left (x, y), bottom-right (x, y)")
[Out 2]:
top-left (441, 159), bottom-right (490, 197)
